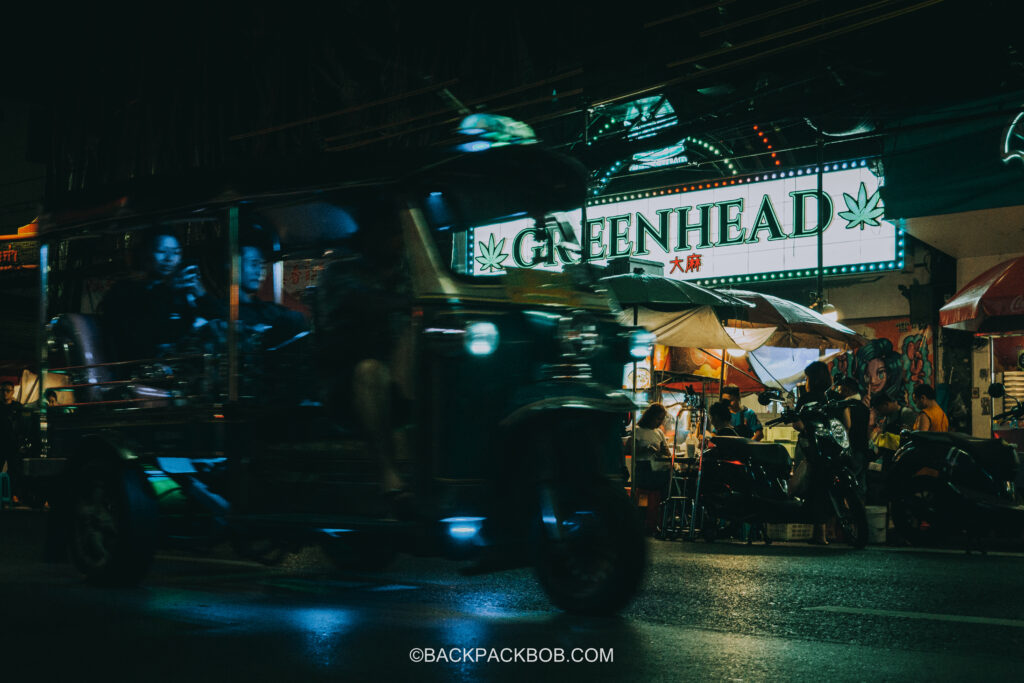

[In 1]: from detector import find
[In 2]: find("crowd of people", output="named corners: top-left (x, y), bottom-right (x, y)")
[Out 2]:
top-left (625, 361), bottom-right (952, 542)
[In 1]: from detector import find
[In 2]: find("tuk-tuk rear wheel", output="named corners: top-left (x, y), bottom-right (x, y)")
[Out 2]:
top-left (68, 461), bottom-right (159, 586)
top-left (534, 480), bottom-right (646, 616)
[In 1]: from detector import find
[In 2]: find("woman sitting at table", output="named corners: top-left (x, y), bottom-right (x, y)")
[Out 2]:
top-left (625, 403), bottom-right (673, 491)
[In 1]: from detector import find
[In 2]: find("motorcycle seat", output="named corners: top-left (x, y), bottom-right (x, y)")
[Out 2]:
top-left (709, 436), bottom-right (792, 477)
top-left (910, 431), bottom-right (1019, 481)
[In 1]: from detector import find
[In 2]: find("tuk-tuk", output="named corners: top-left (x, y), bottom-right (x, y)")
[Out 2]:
top-left (39, 117), bottom-right (650, 614)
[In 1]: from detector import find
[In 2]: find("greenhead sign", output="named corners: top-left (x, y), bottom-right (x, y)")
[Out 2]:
top-left (471, 160), bottom-right (902, 284)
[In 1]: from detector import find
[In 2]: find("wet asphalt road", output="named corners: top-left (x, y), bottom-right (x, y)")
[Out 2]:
top-left (1, 509), bottom-right (1023, 682)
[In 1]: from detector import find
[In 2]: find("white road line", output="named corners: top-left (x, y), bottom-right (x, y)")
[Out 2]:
top-left (807, 606), bottom-right (1024, 628)
top-left (865, 546), bottom-right (1024, 558)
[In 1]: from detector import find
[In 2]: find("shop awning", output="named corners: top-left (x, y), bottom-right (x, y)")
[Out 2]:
top-left (719, 290), bottom-right (867, 351)
top-left (616, 305), bottom-right (775, 351)
top-left (939, 255), bottom-right (1024, 332)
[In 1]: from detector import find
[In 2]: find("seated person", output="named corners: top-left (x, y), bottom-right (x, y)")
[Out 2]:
top-left (238, 241), bottom-right (308, 348)
top-left (624, 403), bottom-right (673, 490)
top-left (100, 230), bottom-right (220, 362)
top-left (721, 384), bottom-right (763, 440)
top-left (709, 400), bottom-right (740, 437)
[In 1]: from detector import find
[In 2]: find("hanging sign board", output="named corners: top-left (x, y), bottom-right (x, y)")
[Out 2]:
top-left (0, 238), bottom-right (39, 273)
top-left (471, 160), bottom-right (902, 284)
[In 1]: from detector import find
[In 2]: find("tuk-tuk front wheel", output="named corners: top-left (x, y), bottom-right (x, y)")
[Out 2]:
top-left (68, 461), bottom-right (159, 586)
top-left (534, 480), bottom-right (646, 616)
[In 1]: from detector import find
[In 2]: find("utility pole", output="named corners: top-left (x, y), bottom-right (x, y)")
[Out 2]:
top-left (816, 135), bottom-right (825, 310)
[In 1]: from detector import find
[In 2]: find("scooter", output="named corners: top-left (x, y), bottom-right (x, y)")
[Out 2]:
top-left (886, 383), bottom-right (1024, 550)
top-left (695, 390), bottom-right (868, 548)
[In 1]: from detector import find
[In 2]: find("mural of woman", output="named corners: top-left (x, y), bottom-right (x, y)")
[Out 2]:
top-left (855, 338), bottom-right (903, 404)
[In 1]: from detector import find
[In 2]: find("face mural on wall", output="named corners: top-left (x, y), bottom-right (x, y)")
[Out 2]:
top-left (829, 318), bottom-right (934, 406)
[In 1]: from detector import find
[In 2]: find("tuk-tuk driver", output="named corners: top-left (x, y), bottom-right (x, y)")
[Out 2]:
top-left (315, 226), bottom-right (414, 515)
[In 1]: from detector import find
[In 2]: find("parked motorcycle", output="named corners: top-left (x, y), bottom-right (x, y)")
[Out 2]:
top-left (695, 390), bottom-right (868, 548)
top-left (887, 383), bottom-right (1024, 549)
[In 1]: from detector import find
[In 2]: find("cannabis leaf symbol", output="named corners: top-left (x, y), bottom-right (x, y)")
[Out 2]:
top-left (839, 182), bottom-right (885, 230)
top-left (475, 234), bottom-right (509, 272)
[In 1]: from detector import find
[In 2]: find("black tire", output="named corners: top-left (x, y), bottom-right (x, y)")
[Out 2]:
top-left (831, 487), bottom-right (869, 549)
top-left (891, 476), bottom-right (949, 546)
top-left (68, 461), bottom-right (159, 586)
top-left (534, 480), bottom-right (646, 616)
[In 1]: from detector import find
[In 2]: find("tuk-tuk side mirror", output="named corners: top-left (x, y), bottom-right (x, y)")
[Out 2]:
top-left (988, 382), bottom-right (1006, 398)
top-left (758, 389), bottom-right (782, 406)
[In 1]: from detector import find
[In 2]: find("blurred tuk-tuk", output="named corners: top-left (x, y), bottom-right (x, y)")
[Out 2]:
top-left (39, 115), bottom-right (650, 614)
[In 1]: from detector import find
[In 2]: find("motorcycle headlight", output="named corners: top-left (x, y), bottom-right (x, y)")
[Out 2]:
top-left (829, 418), bottom-right (850, 450)
top-left (814, 418), bottom-right (850, 450)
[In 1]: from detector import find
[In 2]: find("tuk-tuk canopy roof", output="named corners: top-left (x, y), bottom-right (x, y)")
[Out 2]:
top-left (40, 143), bottom-right (587, 238)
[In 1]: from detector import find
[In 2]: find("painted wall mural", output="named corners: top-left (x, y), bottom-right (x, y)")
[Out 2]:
top-left (829, 317), bottom-right (933, 407)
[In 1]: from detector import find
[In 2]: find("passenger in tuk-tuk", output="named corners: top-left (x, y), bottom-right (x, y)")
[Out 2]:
top-left (100, 230), bottom-right (221, 363)
top-left (238, 237), bottom-right (308, 348)
top-left (231, 236), bottom-right (312, 401)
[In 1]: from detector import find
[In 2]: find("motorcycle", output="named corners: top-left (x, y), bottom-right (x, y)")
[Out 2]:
top-left (695, 389), bottom-right (868, 548)
top-left (886, 383), bottom-right (1024, 549)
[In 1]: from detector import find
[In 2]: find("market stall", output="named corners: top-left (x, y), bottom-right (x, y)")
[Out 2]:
top-left (940, 255), bottom-right (1024, 444)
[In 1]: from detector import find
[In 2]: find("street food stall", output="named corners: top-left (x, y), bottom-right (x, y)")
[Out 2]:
top-left (612, 283), bottom-right (867, 538)
top-left (940, 255), bottom-right (1024, 446)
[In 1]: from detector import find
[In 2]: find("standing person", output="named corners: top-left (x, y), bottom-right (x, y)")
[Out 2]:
top-left (870, 392), bottom-right (918, 474)
top-left (720, 384), bottom-right (763, 441)
top-left (836, 377), bottom-right (870, 495)
top-left (0, 381), bottom-right (26, 498)
top-left (912, 383), bottom-right (949, 432)
top-left (100, 230), bottom-right (220, 362)
top-left (871, 392), bottom-right (918, 440)
top-left (794, 361), bottom-right (833, 545)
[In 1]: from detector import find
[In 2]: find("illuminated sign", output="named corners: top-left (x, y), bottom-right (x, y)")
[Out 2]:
top-left (0, 238), bottom-right (39, 272)
top-left (1001, 111), bottom-right (1024, 165)
top-left (471, 160), bottom-right (901, 283)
